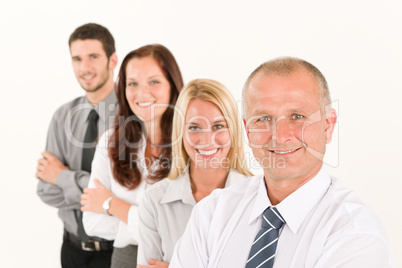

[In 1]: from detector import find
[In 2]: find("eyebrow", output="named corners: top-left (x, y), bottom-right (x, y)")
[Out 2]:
top-left (148, 75), bottom-right (164, 79)
top-left (125, 75), bottom-right (164, 81)
top-left (250, 109), bottom-right (269, 115)
top-left (213, 119), bottom-right (227, 124)
top-left (250, 107), bottom-right (309, 116)
top-left (284, 108), bottom-right (305, 115)
top-left (186, 119), bottom-right (227, 125)
top-left (71, 53), bottom-right (101, 59)
top-left (186, 122), bottom-right (201, 127)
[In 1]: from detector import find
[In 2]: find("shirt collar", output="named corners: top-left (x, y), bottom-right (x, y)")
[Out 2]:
top-left (248, 176), bottom-right (271, 225)
top-left (277, 166), bottom-right (331, 234)
top-left (161, 169), bottom-right (196, 206)
top-left (248, 166), bottom-right (331, 234)
top-left (161, 169), bottom-right (245, 206)
top-left (84, 89), bottom-right (118, 123)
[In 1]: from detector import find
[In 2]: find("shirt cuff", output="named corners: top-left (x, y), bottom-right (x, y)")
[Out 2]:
top-left (56, 169), bottom-right (81, 206)
top-left (127, 204), bottom-right (140, 243)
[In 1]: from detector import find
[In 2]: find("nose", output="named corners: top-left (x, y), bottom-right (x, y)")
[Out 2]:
top-left (80, 58), bottom-right (92, 73)
top-left (186, 129), bottom-right (212, 148)
top-left (272, 116), bottom-right (292, 146)
top-left (198, 129), bottom-right (213, 148)
top-left (138, 84), bottom-right (151, 94)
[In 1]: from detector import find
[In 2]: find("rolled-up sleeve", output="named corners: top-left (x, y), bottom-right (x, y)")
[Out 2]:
top-left (137, 188), bottom-right (162, 265)
top-left (37, 111), bottom-right (88, 210)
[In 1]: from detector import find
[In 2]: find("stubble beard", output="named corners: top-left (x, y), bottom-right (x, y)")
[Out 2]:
top-left (81, 63), bottom-right (110, 93)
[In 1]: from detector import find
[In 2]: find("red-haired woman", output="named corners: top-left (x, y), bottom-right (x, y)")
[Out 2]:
top-left (80, 44), bottom-right (183, 268)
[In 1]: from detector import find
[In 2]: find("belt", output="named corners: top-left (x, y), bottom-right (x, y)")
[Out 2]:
top-left (63, 230), bottom-right (114, 252)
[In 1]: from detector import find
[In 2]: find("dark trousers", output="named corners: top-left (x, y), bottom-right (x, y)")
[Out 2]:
top-left (61, 236), bottom-right (113, 268)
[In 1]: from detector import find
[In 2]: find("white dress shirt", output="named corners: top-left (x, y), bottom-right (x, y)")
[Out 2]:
top-left (137, 169), bottom-right (247, 264)
top-left (170, 167), bottom-right (395, 268)
top-left (83, 130), bottom-right (156, 248)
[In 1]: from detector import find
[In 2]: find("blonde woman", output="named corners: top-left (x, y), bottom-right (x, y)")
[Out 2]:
top-left (137, 79), bottom-right (252, 267)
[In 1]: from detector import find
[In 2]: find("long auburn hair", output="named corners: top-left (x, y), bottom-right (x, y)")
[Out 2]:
top-left (109, 44), bottom-right (183, 189)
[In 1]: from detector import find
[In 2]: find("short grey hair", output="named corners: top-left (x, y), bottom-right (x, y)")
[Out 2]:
top-left (242, 57), bottom-right (332, 118)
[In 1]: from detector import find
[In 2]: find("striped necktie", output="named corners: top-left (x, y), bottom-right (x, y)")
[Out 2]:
top-left (246, 206), bottom-right (285, 268)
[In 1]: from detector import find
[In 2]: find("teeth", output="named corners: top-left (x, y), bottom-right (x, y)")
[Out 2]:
top-left (83, 75), bottom-right (94, 80)
top-left (138, 102), bottom-right (154, 107)
top-left (197, 149), bottom-right (218, 156)
top-left (273, 149), bottom-right (298, 154)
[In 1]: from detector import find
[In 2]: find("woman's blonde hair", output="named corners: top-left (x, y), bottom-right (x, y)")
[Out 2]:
top-left (168, 79), bottom-right (253, 179)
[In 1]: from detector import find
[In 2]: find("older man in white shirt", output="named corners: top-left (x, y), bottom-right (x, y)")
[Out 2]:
top-left (170, 57), bottom-right (395, 268)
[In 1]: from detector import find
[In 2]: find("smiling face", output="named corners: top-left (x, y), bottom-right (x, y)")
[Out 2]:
top-left (125, 56), bottom-right (171, 124)
top-left (70, 39), bottom-right (115, 93)
top-left (183, 99), bottom-right (231, 170)
top-left (244, 69), bottom-right (336, 183)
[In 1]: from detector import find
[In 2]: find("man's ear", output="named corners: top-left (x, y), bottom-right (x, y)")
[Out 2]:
top-left (243, 118), bottom-right (250, 141)
top-left (108, 52), bottom-right (118, 71)
top-left (325, 108), bottom-right (337, 144)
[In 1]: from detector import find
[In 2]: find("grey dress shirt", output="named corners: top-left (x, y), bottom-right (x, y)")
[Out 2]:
top-left (37, 90), bottom-right (118, 236)
top-left (137, 169), bottom-right (247, 264)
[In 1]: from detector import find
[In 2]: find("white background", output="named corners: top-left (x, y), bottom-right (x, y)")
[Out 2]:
top-left (1, 0), bottom-right (401, 267)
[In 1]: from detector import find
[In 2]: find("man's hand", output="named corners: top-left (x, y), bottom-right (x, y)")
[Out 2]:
top-left (81, 179), bottom-right (113, 214)
top-left (36, 151), bottom-right (69, 185)
top-left (137, 259), bottom-right (169, 268)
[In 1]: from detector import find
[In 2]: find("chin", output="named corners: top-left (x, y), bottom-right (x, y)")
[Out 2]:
top-left (264, 167), bottom-right (291, 179)
top-left (82, 85), bottom-right (100, 93)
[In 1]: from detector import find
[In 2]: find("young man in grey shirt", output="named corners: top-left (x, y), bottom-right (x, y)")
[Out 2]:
top-left (36, 23), bottom-right (118, 268)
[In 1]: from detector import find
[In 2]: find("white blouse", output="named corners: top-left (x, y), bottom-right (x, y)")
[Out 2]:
top-left (83, 130), bottom-right (157, 248)
top-left (137, 169), bottom-right (247, 264)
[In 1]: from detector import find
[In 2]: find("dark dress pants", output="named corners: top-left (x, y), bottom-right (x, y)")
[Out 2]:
top-left (61, 236), bottom-right (113, 268)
